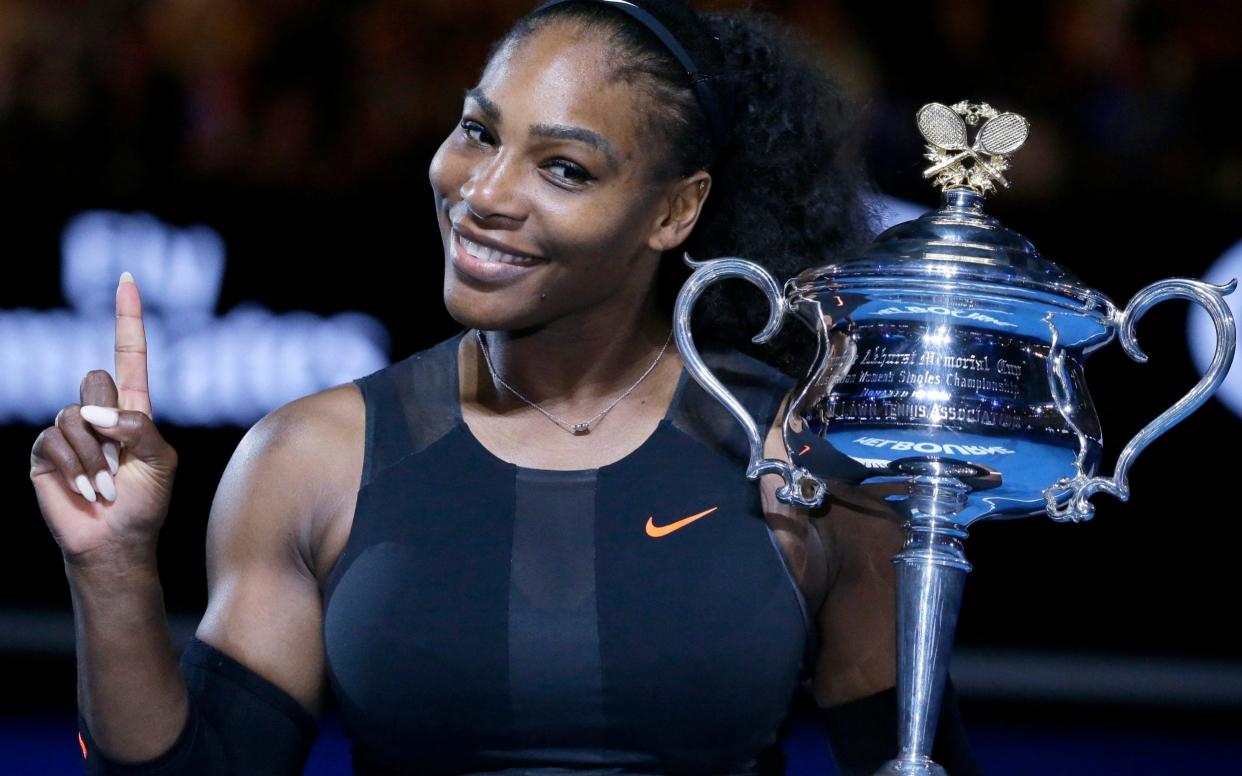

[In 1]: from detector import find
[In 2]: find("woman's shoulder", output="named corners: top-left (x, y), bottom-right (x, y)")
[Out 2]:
top-left (206, 382), bottom-right (367, 585)
top-left (353, 332), bottom-right (464, 392)
top-left (698, 341), bottom-right (794, 379)
top-left (681, 342), bottom-right (797, 421)
top-left (252, 333), bottom-right (461, 448)
top-left (256, 382), bottom-right (365, 451)
top-left (240, 332), bottom-right (464, 487)
top-left (225, 383), bottom-right (366, 522)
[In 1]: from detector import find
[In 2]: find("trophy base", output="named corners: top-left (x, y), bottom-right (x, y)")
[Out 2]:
top-left (875, 756), bottom-right (949, 776)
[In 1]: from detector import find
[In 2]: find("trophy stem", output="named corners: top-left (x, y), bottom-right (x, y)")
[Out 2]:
top-left (877, 476), bottom-right (973, 776)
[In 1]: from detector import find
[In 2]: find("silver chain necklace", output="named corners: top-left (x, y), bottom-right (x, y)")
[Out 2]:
top-left (474, 328), bottom-right (674, 435)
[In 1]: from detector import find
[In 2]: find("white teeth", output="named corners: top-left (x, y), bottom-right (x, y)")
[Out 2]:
top-left (459, 233), bottom-right (536, 265)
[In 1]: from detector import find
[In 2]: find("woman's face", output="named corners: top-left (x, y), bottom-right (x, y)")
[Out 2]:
top-left (428, 21), bottom-right (704, 334)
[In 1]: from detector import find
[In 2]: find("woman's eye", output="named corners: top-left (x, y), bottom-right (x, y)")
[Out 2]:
top-left (460, 119), bottom-right (493, 145)
top-left (545, 160), bottom-right (595, 185)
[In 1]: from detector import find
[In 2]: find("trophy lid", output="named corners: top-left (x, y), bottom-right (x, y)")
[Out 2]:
top-left (796, 101), bottom-right (1116, 320)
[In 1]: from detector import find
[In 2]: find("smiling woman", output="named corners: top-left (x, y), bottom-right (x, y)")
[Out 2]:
top-left (34, 1), bottom-right (975, 775)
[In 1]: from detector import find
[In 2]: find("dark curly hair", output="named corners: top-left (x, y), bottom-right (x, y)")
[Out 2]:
top-left (496, 0), bottom-right (874, 373)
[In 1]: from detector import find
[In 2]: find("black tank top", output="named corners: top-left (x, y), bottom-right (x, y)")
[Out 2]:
top-left (322, 333), bottom-right (816, 775)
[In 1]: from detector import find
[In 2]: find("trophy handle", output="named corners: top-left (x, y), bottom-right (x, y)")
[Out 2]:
top-left (673, 254), bottom-right (828, 508)
top-left (1044, 277), bottom-right (1237, 521)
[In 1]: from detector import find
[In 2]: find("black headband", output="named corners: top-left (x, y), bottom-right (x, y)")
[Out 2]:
top-left (531, 0), bottom-right (731, 151)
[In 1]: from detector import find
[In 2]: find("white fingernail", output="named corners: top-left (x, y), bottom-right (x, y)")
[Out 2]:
top-left (75, 474), bottom-right (97, 503)
top-left (95, 470), bottom-right (117, 502)
top-left (80, 405), bottom-right (119, 428)
top-left (119, 271), bottom-right (135, 285)
top-left (102, 442), bottom-right (120, 475)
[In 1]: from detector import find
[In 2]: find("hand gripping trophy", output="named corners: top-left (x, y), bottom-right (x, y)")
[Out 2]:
top-left (673, 101), bottom-right (1237, 775)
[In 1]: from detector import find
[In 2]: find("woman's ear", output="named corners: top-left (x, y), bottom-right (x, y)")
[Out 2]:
top-left (646, 172), bottom-right (711, 253)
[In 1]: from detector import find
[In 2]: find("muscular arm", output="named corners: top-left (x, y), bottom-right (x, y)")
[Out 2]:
top-left (756, 402), bottom-right (904, 704)
top-left (194, 383), bottom-right (363, 715)
top-left (69, 548), bottom-right (188, 762)
top-left (77, 384), bottom-right (362, 768)
top-left (811, 481), bottom-right (905, 705)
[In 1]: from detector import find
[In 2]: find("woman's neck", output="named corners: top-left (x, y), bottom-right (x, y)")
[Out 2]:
top-left (467, 300), bottom-right (677, 418)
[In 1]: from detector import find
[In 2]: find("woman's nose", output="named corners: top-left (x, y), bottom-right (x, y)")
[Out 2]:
top-left (460, 153), bottom-right (524, 224)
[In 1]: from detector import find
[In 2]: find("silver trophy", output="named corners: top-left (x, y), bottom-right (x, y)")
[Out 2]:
top-left (673, 100), bottom-right (1237, 775)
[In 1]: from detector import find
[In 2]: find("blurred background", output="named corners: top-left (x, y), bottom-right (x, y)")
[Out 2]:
top-left (2, 0), bottom-right (1240, 773)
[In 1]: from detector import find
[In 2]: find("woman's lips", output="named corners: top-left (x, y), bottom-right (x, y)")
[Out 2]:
top-left (450, 228), bottom-right (545, 283)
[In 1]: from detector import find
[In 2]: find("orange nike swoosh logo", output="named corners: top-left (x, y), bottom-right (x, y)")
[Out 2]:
top-left (646, 507), bottom-right (718, 538)
top-left (798, 444), bottom-right (811, 456)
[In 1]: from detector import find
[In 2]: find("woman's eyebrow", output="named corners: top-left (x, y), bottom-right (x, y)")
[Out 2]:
top-left (464, 87), bottom-right (502, 125)
top-left (530, 123), bottom-right (620, 172)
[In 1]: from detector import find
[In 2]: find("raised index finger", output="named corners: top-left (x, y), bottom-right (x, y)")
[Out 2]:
top-left (115, 272), bottom-right (153, 418)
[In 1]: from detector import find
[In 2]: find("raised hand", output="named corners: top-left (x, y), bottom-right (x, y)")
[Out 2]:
top-left (30, 272), bottom-right (178, 569)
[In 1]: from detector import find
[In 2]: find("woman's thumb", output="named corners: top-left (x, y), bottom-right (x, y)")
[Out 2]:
top-left (80, 405), bottom-right (174, 465)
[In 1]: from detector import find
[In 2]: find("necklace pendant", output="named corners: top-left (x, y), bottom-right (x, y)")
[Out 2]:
top-left (474, 328), bottom-right (673, 439)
